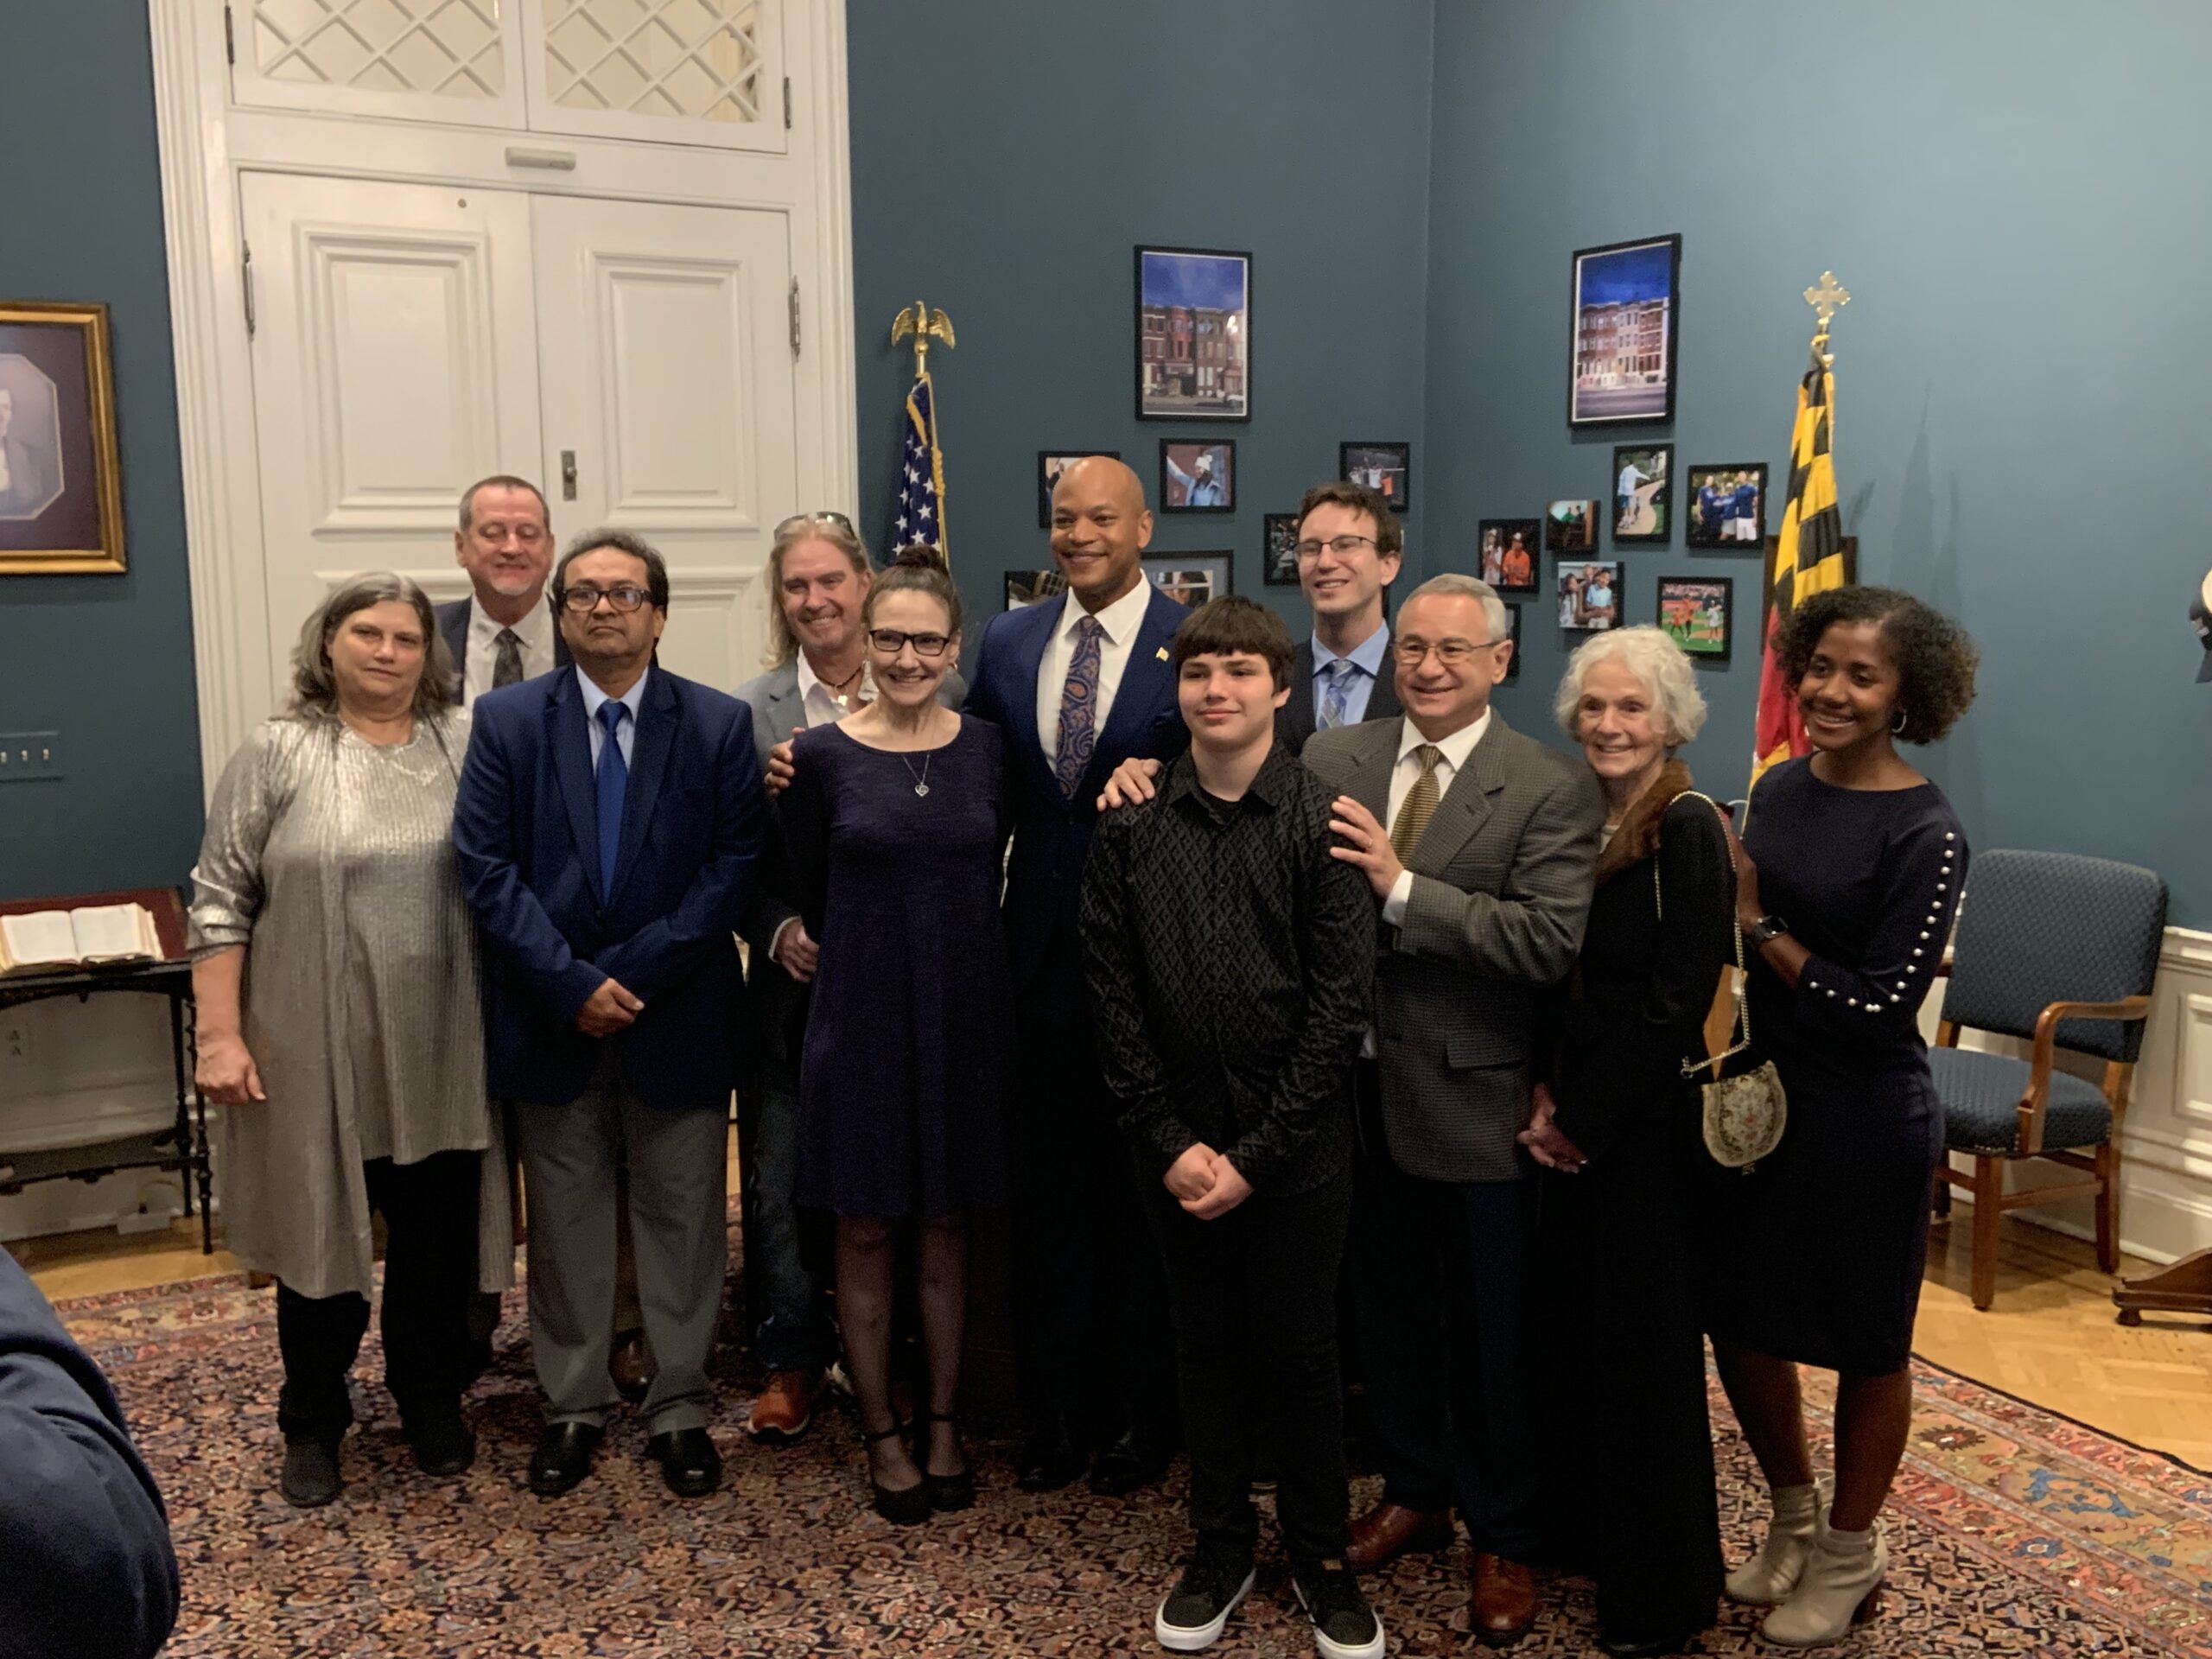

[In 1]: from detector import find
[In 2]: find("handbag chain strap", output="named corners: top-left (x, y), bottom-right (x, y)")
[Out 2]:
top-left (1650, 790), bottom-right (1753, 1077)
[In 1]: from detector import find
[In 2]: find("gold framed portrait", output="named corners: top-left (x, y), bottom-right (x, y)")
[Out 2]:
top-left (0, 299), bottom-right (127, 575)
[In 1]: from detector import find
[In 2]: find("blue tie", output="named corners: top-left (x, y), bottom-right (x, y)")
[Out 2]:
top-left (595, 701), bottom-right (628, 898)
top-left (1318, 658), bottom-right (1356, 730)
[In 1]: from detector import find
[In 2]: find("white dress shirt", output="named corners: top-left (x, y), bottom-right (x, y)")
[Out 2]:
top-left (462, 594), bottom-right (557, 707)
top-left (1381, 707), bottom-right (1491, 926)
top-left (795, 651), bottom-right (874, 728)
top-left (578, 666), bottom-right (648, 769)
top-left (1034, 577), bottom-right (1154, 761)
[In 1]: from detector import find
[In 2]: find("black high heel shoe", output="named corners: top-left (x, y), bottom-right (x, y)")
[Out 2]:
top-left (917, 1410), bottom-right (976, 1513)
top-left (862, 1422), bottom-right (931, 1525)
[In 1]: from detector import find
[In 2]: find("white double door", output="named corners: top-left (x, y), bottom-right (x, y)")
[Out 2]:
top-left (241, 171), bottom-right (796, 697)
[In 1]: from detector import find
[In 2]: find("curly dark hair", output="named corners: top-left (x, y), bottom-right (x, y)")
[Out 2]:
top-left (1774, 584), bottom-right (1978, 745)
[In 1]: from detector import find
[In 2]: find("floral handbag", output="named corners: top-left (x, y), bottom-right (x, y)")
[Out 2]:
top-left (1660, 792), bottom-right (1787, 1173)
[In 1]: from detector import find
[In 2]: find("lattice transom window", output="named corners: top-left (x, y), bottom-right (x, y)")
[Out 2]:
top-left (541, 0), bottom-right (764, 124)
top-left (249, 0), bottom-right (508, 99)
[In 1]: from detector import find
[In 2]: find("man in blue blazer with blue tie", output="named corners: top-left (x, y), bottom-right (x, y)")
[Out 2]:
top-left (965, 455), bottom-right (1189, 1494)
top-left (454, 529), bottom-right (766, 1500)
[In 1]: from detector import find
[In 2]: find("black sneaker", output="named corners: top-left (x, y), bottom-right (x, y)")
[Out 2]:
top-left (1292, 1560), bottom-right (1385, 1659)
top-left (1154, 1548), bottom-right (1256, 1652)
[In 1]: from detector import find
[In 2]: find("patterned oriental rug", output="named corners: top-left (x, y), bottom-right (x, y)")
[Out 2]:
top-left (54, 1253), bottom-right (2212, 1657)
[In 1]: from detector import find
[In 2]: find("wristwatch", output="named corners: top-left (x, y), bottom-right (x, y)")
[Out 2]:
top-left (1745, 913), bottom-right (1791, 947)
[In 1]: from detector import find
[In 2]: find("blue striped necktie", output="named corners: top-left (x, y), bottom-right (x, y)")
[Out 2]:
top-left (595, 701), bottom-right (628, 896)
top-left (1318, 658), bottom-right (1357, 730)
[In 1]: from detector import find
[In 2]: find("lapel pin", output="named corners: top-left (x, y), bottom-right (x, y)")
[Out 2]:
top-left (1155, 646), bottom-right (1169, 661)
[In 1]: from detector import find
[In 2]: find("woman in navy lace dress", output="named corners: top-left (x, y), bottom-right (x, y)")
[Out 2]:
top-left (1706, 587), bottom-right (1978, 1649)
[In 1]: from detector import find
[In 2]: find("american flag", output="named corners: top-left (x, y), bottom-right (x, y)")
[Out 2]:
top-left (892, 372), bottom-right (946, 554)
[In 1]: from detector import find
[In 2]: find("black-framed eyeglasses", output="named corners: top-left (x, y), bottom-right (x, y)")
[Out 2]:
top-left (1294, 534), bottom-right (1380, 561)
top-left (1392, 637), bottom-right (1506, 664)
top-left (867, 628), bottom-right (950, 658)
top-left (775, 510), bottom-right (858, 538)
top-left (559, 584), bottom-right (652, 613)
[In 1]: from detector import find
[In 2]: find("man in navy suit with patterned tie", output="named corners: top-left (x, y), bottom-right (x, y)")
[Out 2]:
top-left (965, 456), bottom-right (1191, 1493)
top-left (454, 529), bottom-right (766, 1502)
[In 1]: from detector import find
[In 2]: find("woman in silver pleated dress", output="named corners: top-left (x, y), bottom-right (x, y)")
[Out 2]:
top-left (189, 573), bottom-right (511, 1508)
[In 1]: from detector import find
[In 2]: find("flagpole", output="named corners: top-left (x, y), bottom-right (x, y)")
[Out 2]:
top-left (890, 303), bottom-right (955, 556)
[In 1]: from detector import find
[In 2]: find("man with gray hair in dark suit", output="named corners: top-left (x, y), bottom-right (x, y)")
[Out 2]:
top-left (1302, 572), bottom-right (1603, 1648)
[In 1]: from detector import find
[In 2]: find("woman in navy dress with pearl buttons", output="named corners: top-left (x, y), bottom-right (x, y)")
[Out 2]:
top-left (1705, 586), bottom-right (1978, 1649)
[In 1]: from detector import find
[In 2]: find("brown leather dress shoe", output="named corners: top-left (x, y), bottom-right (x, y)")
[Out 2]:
top-left (1345, 1500), bottom-right (1455, 1571)
top-left (1470, 1552), bottom-right (1537, 1647)
top-left (745, 1368), bottom-right (823, 1443)
top-left (608, 1331), bottom-right (654, 1404)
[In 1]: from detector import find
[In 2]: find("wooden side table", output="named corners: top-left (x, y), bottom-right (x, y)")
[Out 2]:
top-left (2113, 1249), bottom-right (2212, 1327)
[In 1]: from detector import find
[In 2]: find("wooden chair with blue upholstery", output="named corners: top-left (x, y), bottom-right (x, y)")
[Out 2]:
top-left (1931, 849), bottom-right (2167, 1310)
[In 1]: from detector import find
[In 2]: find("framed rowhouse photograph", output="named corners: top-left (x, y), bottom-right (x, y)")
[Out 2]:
top-left (1478, 519), bottom-right (1541, 594)
top-left (1038, 450), bottom-right (1119, 529)
top-left (1135, 246), bottom-right (1250, 422)
top-left (1546, 498), bottom-right (1599, 555)
top-left (1568, 234), bottom-right (1681, 428)
top-left (1160, 439), bottom-right (1236, 512)
top-left (1557, 560), bottom-right (1624, 631)
top-left (0, 300), bottom-right (126, 575)
top-left (1685, 462), bottom-right (1768, 549)
top-left (1262, 512), bottom-right (1301, 587)
top-left (1142, 553), bottom-right (1232, 608)
top-left (1658, 575), bottom-right (1733, 661)
top-left (1340, 441), bottom-right (1410, 512)
top-left (1612, 442), bottom-right (1673, 544)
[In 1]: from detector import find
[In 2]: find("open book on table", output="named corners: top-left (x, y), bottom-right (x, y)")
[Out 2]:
top-left (0, 902), bottom-right (163, 976)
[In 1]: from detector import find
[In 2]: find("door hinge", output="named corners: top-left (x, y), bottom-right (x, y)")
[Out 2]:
top-left (783, 76), bottom-right (792, 129)
top-left (240, 241), bottom-right (256, 339)
top-left (224, 5), bottom-right (237, 66)
top-left (789, 278), bottom-right (801, 359)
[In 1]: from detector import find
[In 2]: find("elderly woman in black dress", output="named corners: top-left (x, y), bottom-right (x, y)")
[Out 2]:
top-left (1709, 586), bottom-right (1977, 1648)
top-left (1521, 626), bottom-right (1733, 1657)
top-left (778, 546), bottom-right (1009, 1525)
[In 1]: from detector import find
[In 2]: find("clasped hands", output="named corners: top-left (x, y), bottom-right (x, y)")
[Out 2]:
top-left (577, 976), bottom-right (644, 1036)
top-left (1517, 1083), bottom-right (1588, 1173)
top-left (1096, 759), bottom-right (1405, 900)
top-left (1165, 1141), bottom-right (1253, 1220)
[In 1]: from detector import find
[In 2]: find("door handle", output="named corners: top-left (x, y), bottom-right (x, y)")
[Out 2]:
top-left (560, 450), bottom-right (578, 501)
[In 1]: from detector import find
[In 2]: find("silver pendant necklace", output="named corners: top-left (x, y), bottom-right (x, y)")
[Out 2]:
top-left (900, 752), bottom-right (932, 798)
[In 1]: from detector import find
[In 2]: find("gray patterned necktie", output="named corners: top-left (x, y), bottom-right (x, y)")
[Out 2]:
top-left (493, 628), bottom-right (524, 689)
top-left (1318, 658), bottom-right (1356, 730)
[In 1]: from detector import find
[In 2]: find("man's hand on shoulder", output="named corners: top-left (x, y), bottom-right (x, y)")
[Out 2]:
top-left (1096, 755), bottom-right (1165, 812)
top-left (764, 728), bottom-right (801, 797)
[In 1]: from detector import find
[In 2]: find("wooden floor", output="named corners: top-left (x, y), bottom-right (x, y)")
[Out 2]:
top-left (15, 1198), bottom-right (2211, 1470)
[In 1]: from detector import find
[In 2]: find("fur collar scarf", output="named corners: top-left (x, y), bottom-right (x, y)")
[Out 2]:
top-left (1592, 758), bottom-right (1696, 888)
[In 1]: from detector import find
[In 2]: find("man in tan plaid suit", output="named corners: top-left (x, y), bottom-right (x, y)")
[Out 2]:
top-left (1303, 573), bottom-right (1603, 1647)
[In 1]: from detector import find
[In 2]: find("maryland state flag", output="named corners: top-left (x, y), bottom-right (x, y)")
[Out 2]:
top-left (1751, 347), bottom-right (1854, 781)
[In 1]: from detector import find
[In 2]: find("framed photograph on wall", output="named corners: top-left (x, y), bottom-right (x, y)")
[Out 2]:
top-left (1612, 442), bottom-right (1673, 543)
top-left (1557, 560), bottom-right (1624, 631)
top-left (1038, 450), bottom-right (1119, 529)
top-left (1262, 512), bottom-right (1301, 587)
top-left (1478, 518), bottom-right (1541, 593)
top-left (1005, 569), bottom-right (1066, 611)
top-left (1135, 246), bottom-right (1250, 422)
top-left (0, 300), bottom-right (126, 575)
top-left (1685, 462), bottom-right (1768, 550)
top-left (1546, 498), bottom-right (1599, 555)
top-left (1160, 439), bottom-right (1236, 512)
top-left (1142, 553), bottom-right (1232, 608)
top-left (1568, 233), bottom-right (1681, 428)
top-left (1658, 575), bottom-right (1733, 661)
top-left (1503, 602), bottom-right (1522, 683)
top-left (1340, 441), bottom-right (1410, 512)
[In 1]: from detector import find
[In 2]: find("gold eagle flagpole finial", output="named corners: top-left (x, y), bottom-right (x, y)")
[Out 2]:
top-left (1803, 270), bottom-right (1849, 365)
top-left (891, 301), bottom-right (956, 378)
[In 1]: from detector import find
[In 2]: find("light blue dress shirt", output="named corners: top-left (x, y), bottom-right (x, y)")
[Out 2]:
top-left (1311, 625), bottom-right (1393, 728)
top-left (578, 666), bottom-right (648, 768)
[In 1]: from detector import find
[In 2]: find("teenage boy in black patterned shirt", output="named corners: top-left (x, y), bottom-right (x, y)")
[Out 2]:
top-left (1081, 596), bottom-right (1382, 1659)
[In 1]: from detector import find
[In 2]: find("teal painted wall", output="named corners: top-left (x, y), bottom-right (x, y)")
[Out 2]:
top-left (1426, 0), bottom-right (2211, 922)
top-left (0, 5), bottom-right (203, 902)
top-left (846, 0), bottom-right (1438, 645)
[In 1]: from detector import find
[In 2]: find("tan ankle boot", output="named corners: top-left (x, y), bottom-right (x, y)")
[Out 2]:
top-left (1724, 1474), bottom-right (1830, 1605)
top-left (1760, 1516), bottom-right (1886, 1648)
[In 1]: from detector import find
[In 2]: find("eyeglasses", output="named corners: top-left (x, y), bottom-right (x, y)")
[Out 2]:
top-left (775, 510), bottom-right (857, 538)
top-left (1392, 637), bottom-right (1506, 665)
top-left (558, 584), bottom-right (652, 613)
top-left (1294, 534), bottom-right (1380, 561)
top-left (867, 628), bottom-right (950, 657)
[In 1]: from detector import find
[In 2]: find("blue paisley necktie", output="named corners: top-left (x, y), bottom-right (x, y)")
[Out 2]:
top-left (1052, 615), bottom-right (1105, 799)
top-left (1317, 658), bottom-right (1356, 730)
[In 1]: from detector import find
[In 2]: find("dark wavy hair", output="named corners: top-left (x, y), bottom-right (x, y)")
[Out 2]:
top-left (863, 542), bottom-right (963, 637)
top-left (1775, 584), bottom-right (1978, 744)
top-left (550, 528), bottom-right (670, 613)
top-left (1172, 594), bottom-right (1295, 691)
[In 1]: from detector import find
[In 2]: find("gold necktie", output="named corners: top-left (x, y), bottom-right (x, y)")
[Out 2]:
top-left (1389, 744), bottom-right (1443, 862)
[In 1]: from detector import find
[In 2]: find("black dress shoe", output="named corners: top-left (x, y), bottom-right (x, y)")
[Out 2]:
top-left (1089, 1428), bottom-right (1172, 1497)
top-left (1015, 1427), bottom-right (1086, 1493)
top-left (529, 1421), bottom-right (602, 1497)
top-left (648, 1427), bottom-right (722, 1498)
top-left (280, 1434), bottom-right (343, 1508)
top-left (407, 1414), bottom-right (477, 1478)
top-left (918, 1411), bottom-right (976, 1512)
top-left (1599, 1633), bottom-right (1700, 1657)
